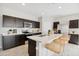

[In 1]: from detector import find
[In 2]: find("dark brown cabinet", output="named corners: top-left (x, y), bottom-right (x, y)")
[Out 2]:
top-left (3, 15), bottom-right (24, 28)
top-left (2, 35), bottom-right (26, 50)
top-left (69, 34), bottom-right (79, 45)
top-left (15, 34), bottom-right (26, 46)
top-left (69, 20), bottom-right (79, 28)
top-left (2, 35), bottom-right (15, 50)
top-left (3, 16), bottom-right (15, 27)
top-left (27, 32), bottom-right (41, 56)
top-left (32, 22), bottom-right (40, 28)
top-left (69, 20), bottom-right (79, 45)
top-left (15, 19), bottom-right (23, 28)
top-left (3, 15), bottom-right (40, 28)
top-left (28, 39), bottom-right (36, 56)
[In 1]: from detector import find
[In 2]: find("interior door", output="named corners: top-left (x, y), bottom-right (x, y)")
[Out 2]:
top-left (53, 22), bottom-right (59, 29)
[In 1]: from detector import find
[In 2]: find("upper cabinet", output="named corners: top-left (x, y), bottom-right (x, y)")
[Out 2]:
top-left (15, 19), bottom-right (23, 28)
top-left (3, 15), bottom-right (40, 28)
top-left (3, 15), bottom-right (24, 28)
top-left (3, 15), bottom-right (16, 27)
top-left (69, 20), bottom-right (79, 28)
top-left (32, 22), bottom-right (40, 28)
top-left (23, 21), bottom-right (40, 28)
top-left (23, 21), bottom-right (32, 28)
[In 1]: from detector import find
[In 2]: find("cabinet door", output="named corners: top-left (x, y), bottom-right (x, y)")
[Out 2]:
top-left (23, 21), bottom-right (32, 28)
top-left (28, 39), bottom-right (36, 56)
top-left (69, 34), bottom-right (78, 45)
top-left (15, 19), bottom-right (23, 28)
top-left (69, 20), bottom-right (78, 28)
top-left (2, 36), bottom-right (15, 50)
top-left (32, 22), bottom-right (40, 28)
top-left (3, 16), bottom-right (15, 27)
top-left (15, 35), bottom-right (25, 46)
top-left (32, 22), bottom-right (35, 28)
top-left (3, 15), bottom-right (24, 28)
top-left (35, 22), bottom-right (40, 28)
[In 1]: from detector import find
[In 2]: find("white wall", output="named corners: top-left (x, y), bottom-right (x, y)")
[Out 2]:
top-left (53, 14), bottom-right (79, 34)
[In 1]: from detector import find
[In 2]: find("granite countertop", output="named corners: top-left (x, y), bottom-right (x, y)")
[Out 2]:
top-left (25, 32), bottom-right (41, 35)
top-left (1, 32), bottom-right (41, 36)
top-left (27, 34), bottom-right (63, 44)
top-left (2, 33), bottom-right (25, 36)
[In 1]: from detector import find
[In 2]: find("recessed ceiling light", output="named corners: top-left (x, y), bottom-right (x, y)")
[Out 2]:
top-left (22, 3), bottom-right (26, 6)
top-left (58, 6), bottom-right (62, 9)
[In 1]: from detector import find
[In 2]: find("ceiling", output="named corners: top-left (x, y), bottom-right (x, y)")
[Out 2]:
top-left (0, 3), bottom-right (79, 17)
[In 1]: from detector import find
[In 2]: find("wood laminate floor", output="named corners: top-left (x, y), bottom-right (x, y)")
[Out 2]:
top-left (0, 44), bottom-right (28, 56)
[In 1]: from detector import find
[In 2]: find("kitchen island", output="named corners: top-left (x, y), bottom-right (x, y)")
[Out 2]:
top-left (27, 34), bottom-right (63, 56)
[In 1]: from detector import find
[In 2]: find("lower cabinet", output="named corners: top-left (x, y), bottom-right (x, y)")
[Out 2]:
top-left (15, 35), bottom-right (26, 46)
top-left (2, 35), bottom-right (26, 50)
top-left (28, 39), bottom-right (36, 56)
top-left (2, 35), bottom-right (15, 50)
top-left (69, 34), bottom-right (79, 45)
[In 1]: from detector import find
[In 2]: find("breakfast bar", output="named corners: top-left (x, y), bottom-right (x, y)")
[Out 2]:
top-left (27, 34), bottom-right (63, 56)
